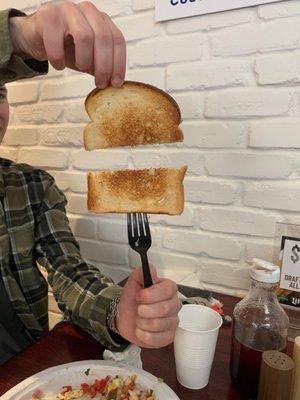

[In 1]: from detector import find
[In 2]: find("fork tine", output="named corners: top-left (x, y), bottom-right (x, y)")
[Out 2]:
top-left (137, 213), bottom-right (144, 236)
top-left (127, 213), bottom-right (133, 238)
top-left (132, 213), bottom-right (138, 237)
top-left (142, 213), bottom-right (151, 237)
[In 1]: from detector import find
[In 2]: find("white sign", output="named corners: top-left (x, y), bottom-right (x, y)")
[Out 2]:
top-left (280, 239), bottom-right (300, 292)
top-left (155, 0), bottom-right (284, 22)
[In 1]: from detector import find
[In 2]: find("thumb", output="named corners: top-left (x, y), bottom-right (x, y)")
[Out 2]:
top-left (130, 264), bottom-right (158, 286)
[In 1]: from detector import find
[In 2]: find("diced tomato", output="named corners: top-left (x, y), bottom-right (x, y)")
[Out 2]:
top-left (94, 378), bottom-right (107, 393)
top-left (81, 383), bottom-right (90, 394)
top-left (79, 376), bottom-right (110, 398)
top-left (89, 384), bottom-right (98, 398)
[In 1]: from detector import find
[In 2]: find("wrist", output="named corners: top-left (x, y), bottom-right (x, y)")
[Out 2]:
top-left (9, 16), bottom-right (28, 58)
top-left (106, 293), bottom-right (122, 335)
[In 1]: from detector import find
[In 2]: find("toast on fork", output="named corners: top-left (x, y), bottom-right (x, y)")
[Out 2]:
top-left (87, 166), bottom-right (187, 215)
top-left (84, 81), bottom-right (183, 150)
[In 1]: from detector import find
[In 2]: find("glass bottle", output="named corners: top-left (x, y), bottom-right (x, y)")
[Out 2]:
top-left (230, 258), bottom-right (289, 399)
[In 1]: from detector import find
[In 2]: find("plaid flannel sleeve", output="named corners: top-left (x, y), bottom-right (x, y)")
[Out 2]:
top-left (34, 172), bottom-right (129, 351)
top-left (0, 8), bottom-right (48, 84)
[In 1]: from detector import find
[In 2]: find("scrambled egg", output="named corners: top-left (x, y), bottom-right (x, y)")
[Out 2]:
top-left (107, 377), bottom-right (121, 393)
top-left (56, 389), bottom-right (84, 400)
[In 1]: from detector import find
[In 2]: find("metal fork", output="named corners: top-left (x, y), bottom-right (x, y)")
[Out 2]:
top-left (127, 213), bottom-right (153, 288)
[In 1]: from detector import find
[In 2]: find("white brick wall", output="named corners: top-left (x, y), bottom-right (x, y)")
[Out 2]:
top-left (205, 152), bottom-right (293, 179)
top-left (7, 82), bottom-right (40, 105)
top-left (198, 208), bottom-right (276, 237)
top-left (250, 120), bottom-right (300, 148)
top-left (130, 34), bottom-right (203, 67)
top-left (0, 0), bottom-right (36, 8)
top-left (3, 0), bottom-right (300, 327)
top-left (132, 0), bottom-right (154, 11)
top-left (205, 89), bottom-right (291, 118)
top-left (255, 52), bottom-right (300, 85)
top-left (184, 177), bottom-right (237, 204)
top-left (115, 12), bottom-right (162, 42)
top-left (167, 9), bottom-right (252, 33)
top-left (167, 60), bottom-right (250, 91)
top-left (209, 18), bottom-right (300, 56)
top-left (181, 121), bottom-right (245, 148)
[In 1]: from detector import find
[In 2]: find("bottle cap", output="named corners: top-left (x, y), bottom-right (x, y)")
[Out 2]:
top-left (250, 258), bottom-right (281, 283)
top-left (258, 350), bottom-right (294, 400)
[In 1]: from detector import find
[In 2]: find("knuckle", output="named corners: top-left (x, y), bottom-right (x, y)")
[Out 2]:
top-left (114, 33), bottom-right (125, 47)
top-left (100, 11), bottom-right (109, 19)
top-left (93, 26), bottom-right (112, 45)
top-left (169, 281), bottom-right (177, 297)
top-left (138, 329), bottom-right (152, 345)
top-left (167, 287), bottom-right (174, 299)
top-left (169, 330), bottom-right (176, 343)
top-left (169, 280), bottom-right (178, 294)
top-left (150, 319), bottom-right (159, 332)
top-left (173, 315), bottom-right (180, 329)
top-left (176, 298), bottom-right (182, 312)
top-left (166, 331), bottom-right (174, 345)
top-left (137, 304), bottom-right (143, 317)
top-left (159, 332), bottom-right (174, 348)
top-left (162, 302), bottom-right (170, 316)
top-left (144, 333), bottom-right (152, 345)
top-left (136, 317), bottom-right (144, 330)
top-left (74, 29), bottom-right (93, 45)
top-left (165, 279), bottom-right (177, 298)
top-left (172, 280), bottom-right (178, 293)
top-left (99, 32), bottom-right (112, 46)
top-left (38, 4), bottom-right (59, 20)
top-left (80, 1), bottom-right (97, 12)
top-left (142, 291), bottom-right (150, 304)
top-left (61, 1), bottom-right (75, 11)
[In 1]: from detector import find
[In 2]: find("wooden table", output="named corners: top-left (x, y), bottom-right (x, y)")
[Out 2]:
top-left (0, 291), bottom-right (293, 400)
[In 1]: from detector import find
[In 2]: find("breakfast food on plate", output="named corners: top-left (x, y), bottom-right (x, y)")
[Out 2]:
top-left (87, 166), bottom-right (187, 215)
top-left (84, 81), bottom-right (183, 150)
top-left (30, 374), bottom-right (155, 400)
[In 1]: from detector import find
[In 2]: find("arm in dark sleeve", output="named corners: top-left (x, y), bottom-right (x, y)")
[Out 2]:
top-left (0, 9), bottom-right (48, 84)
top-left (34, 172), bottom-right (129, 351)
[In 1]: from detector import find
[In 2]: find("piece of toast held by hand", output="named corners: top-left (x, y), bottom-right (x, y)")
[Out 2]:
top-left (84, 81), bottom-right (183, 150)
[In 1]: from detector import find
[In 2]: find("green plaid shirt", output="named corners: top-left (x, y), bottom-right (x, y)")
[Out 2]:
top-left (0, 9), bottom-right (125, 351)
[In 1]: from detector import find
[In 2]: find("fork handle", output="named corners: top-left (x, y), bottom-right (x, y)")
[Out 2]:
top-left (140, 252), bottom-right (153, 288)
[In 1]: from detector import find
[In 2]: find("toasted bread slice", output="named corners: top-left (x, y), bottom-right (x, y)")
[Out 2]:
top-left (84, 81), bottom-right (183, 150)
top-left (87, 166), bottom-right (187, 215)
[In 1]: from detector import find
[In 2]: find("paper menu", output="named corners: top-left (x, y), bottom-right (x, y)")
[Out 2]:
top-left (277, 236), bottom-right (300, 308)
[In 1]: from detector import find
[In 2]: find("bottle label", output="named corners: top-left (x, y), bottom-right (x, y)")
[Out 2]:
top-left (278, 236), bottom-right (300, 307)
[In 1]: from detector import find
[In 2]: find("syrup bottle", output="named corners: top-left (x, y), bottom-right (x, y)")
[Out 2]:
top-left (230, 259), bottom-right (289, 399)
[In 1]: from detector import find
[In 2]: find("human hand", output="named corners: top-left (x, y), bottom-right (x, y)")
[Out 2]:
top-left (9, 1), bottom-right (126, 88)
top-left (116, 266), bottom-right (182, 348)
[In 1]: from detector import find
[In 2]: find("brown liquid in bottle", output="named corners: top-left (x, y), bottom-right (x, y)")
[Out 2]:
top-left (230, 336), bottom-right (263, 399)
top-left (230, 321), bottom-right (287, 399)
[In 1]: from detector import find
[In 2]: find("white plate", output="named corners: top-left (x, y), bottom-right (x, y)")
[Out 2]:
top-left (2, 360), bottom-right (180, 400)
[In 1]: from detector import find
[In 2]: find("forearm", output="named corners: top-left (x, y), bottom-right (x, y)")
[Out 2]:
top-left (38, 247), bottom-right (126, 350)
top-left (0, 9), bottom-right (48, 84)
top-left (35, 175), bottom-right (128, 350)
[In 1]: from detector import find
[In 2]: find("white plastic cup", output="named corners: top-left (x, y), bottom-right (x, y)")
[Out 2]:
top-left (174, 304), bottom-right (223, 390)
